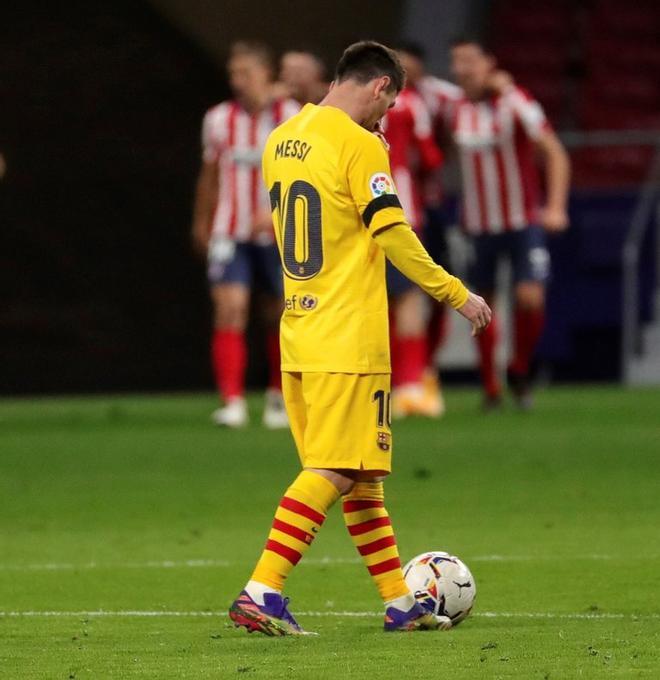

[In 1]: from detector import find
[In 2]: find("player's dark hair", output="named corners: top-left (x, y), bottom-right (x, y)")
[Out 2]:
top-left (335, 41), bottom-right (405, 92)
top-left (229, 40), bottom-right (275, 71)
top-left (395, 41), bottom-right (427, 63)
top-left (450, 34), bottom-right (494, 56)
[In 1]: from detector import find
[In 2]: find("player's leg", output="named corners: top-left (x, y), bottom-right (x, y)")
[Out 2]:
top-left (421, 208), bottom-right (453, 415)
top-left (294, 371), bottom-right (444, 629)
top-left (254, 243), bottom-right (288, 429)
top-left (333, 374), bottom-right (449, 631)
top-left (208, 244), bottom-right (251, 427)
top-left (341, 475), bottom-right (448, 631)
top-left (509, 226), bottom-right (550, 409)
top-left (230, 372), bottom-right (348, 635)
top-left (469, 234), bottom-right (501, 409)
top-left (387, 265), bottom-right (437, 418)
top-left (232, 467), bottom-right (348, 635)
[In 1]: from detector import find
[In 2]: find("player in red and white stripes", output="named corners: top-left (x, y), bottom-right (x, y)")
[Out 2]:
top-left (380, 83), bottom-right (444, 417)
top-left (191, 42), bottom-right (299, 427)
top-left (393, 44), bottom-right (465, 417)
top-left (446, 37), bottom-right (570, 408)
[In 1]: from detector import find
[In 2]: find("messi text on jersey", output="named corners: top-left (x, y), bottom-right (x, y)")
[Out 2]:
top-left (275, 139), bottom-right (313, 162)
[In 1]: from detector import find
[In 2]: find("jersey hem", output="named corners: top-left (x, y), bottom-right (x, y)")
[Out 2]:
top-left (302, 459), bottom-right (392, 474)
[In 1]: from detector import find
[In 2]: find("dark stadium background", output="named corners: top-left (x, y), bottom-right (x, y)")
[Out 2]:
top-left (1, 0), bottom-right (658, 394)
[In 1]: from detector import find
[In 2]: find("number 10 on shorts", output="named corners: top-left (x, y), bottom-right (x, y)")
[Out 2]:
top-left (373, 389), bottom-right (391, 428)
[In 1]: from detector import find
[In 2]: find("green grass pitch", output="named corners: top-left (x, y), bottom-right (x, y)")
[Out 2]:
top-left (1, 387), bottom-right (660, 678)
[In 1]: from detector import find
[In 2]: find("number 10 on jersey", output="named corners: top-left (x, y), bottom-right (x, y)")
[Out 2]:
top-left (270, 180), bottom-right (324, 280)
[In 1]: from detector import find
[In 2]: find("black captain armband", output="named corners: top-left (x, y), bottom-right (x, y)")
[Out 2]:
top-left (362, 194), bottom-right (402, 228)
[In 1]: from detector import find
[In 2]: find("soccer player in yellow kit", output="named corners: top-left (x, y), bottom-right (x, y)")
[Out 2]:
top-left (229, 41), bottom-right (491, 635)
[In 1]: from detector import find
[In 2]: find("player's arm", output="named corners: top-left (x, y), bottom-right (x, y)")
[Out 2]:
top-left (348, 134), bottom-right (490, 335)
top-left (374, 224), bottom-right (490, 336)
top-left (191, 109), bottom-right (223, 255)
top-left (191, 159), bottom-right (218, 255)
top-left (535, 129), bottom-right (570, 232)
top-left (508, 88), bottom-right (570, 232)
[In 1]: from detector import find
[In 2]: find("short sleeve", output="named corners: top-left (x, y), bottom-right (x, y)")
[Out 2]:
top-left (410, 94), bottom-right (443, 171)
top-left (507, 87), bottom-right (551, 140)
top-left (280, 98), bottom-right (301, 122)
top-left (410, 93), bottom-right (434, 140)
top-left (419, 76), bottom-right (462, 131)
top-left (346, 133), bottom-right (408, 236)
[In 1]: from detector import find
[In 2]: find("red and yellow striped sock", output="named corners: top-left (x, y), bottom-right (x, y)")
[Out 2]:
top-left (250, 470), bottom-right (340, 591)
top-left (342, 481), bottom-right (411, 602)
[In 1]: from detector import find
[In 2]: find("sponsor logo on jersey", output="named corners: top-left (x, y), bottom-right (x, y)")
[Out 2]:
top-left (369, 173), bottom-right (395, 198)
top-left (285, 294), bottom-right (318, 311)
top-left (377, 431), bottom-right (391, 451)
top-left (300, 294), bottom-right (318, 311)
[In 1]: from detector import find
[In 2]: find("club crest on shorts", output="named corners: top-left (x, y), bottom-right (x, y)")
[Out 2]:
top-left (300, 294), bottom-right (318, 311)
top-left (377, 431), bottom-right (391, 451)
top-left (369, 173), bottom-right (395, 198)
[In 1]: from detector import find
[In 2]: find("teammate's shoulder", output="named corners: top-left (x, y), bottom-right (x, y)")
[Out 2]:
top-left (272, 97), bottom-right (302, 119)
top-left (396, 87), bottom-right (425, 109)
top-left (504, 85), bottom-right (541, 105)
top-left (203, 100), bottom-right (234, 124)
top-left (420, 76), bottom-right (463, 100)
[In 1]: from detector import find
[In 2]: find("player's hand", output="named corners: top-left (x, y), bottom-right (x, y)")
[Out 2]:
top-left (373, 120), bottom-right (390, 150)
top-left (487, 70), bottom-right (514, 95)
top-left (457, 291), bottom-right (492, 337)
top-left (540, 206), bottom-right (569, 233)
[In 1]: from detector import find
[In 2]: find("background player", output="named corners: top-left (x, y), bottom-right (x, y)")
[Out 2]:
top-left (229, 41), bottom-right (491, 636)
top-left (275, 50), bottom-right (329, 105)
top-left (191, 41), bottom-right (299, 428)
top-left (445, 36), bottom-right (570, 409)
top-left (380, 79), bottom-right (444, 418)
top-left (391, 43), bottom-right (463, 415)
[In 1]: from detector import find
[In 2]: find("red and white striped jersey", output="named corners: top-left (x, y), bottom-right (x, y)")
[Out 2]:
top-left (381, 87), bottom-right (442, 230)
top-left (417, 76), bottom-right (463, 133)
top-left (202, 98), bottom-right (299, 242)
top-left (439, 86), bottom-right (551, 234)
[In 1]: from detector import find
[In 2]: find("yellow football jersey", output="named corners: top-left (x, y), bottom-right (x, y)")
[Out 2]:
top-left (263, 103), bottom-right (407, 374)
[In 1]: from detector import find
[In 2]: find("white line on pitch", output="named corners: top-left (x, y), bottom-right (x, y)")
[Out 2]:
top-left (1, 554), bottom-right (652, 573)
top-left (1, 610), bottom-right (659, 620)
top-left (0, 557), bottom-right (362, 572)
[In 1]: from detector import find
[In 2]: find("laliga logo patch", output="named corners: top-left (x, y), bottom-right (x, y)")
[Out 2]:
top-left (369, 173), bottom-right (395, 198)
top-left (300, 294), bottom-right (318, 311)
top-left (377, 431), bottom-right (391, 451)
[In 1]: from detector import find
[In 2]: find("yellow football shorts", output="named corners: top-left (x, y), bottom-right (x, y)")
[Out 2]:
top-left (282, 372), bottom-right (393, 475)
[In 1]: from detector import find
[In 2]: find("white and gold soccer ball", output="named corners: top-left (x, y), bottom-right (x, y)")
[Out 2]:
top-left (403, 551), bottom-right (476, 625)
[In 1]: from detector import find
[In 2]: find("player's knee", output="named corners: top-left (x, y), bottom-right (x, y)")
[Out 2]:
top-left (516, 283), bottom-right (545, 310)
top-left (213, 306), bottom-right (246, 330)
top-left (306, 468), bottom-right (355, 495)
top-left (395, 292), bottom-right (425, 336)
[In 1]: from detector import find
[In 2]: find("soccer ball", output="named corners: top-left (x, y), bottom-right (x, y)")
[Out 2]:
top-left (403, 551), bottom-right (476, 625)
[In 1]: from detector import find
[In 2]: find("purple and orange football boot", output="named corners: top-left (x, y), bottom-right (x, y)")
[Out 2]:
top-left (229, 590), bottom-right (312, 636)
top-left (384, 601), bottom-right (452, 632)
